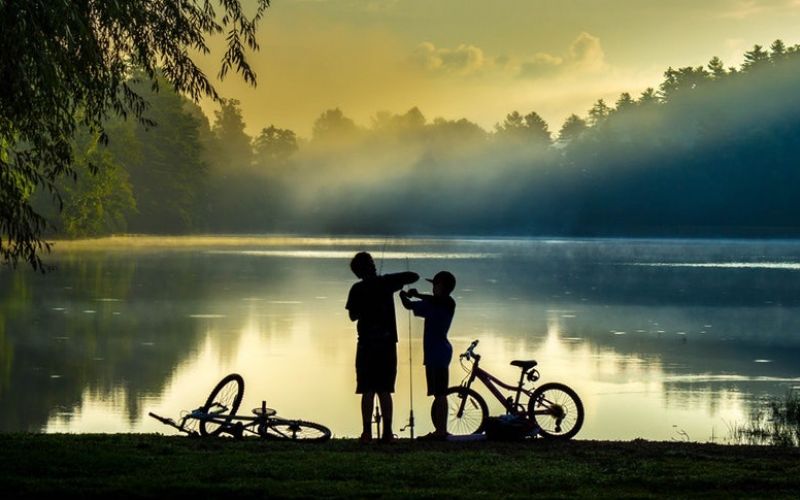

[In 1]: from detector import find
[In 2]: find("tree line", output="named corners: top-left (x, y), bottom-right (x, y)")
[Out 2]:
top-left (37, 39), bottom-right (800, 239)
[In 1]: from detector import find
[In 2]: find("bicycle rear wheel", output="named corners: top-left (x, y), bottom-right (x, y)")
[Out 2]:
top-left (444, 387), bottom-right (488, 436)
top-left (199, 373), bottom-right (245, 436)
top-left (528, 382), bottom-right (584, 440)
top-left (263, 419), bottom-right (331, 442)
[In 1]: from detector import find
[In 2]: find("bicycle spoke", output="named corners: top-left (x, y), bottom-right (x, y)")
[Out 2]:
top-left (530, 383), bottom-right (584, 438)
top-left (264, 420), bottom-right (331, 441)
top-left (445, 388), bottom-right (487, 435)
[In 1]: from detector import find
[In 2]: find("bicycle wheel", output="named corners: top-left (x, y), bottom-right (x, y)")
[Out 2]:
top-left (528, 382), bottom-right (584, 440)
top-left (263, 419), bottom-right (331, 442)
top-left (199, 373), bottom-right (245, 436)
top-left (444, 386), bottom-right (488, 435)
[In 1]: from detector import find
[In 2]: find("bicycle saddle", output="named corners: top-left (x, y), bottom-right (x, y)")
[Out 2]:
top-left (510, 360), bottom-right (538, 370)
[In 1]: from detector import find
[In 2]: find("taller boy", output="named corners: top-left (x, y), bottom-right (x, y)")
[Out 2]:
top-left (346, 252), bottom-right (418, 443)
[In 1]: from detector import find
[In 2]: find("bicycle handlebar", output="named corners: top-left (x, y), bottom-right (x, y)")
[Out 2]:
top-left (460, 339), bottom-right (480, 360)
top-left (149, 411), bottom-right (198, 436)
top-left (149, 412), bottom-right (177, 427)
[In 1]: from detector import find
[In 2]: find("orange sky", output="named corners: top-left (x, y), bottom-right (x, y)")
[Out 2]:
top-left (194, 0), bottom-right (800, 137)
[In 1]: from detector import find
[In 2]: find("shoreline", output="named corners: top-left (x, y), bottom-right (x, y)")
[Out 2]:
top-left (2, 434), bottom-right (798, 497)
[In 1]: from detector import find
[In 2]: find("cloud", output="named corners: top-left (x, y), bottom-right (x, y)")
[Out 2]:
top-left (569, 32), bottom-right (606, 70)
top-left (518, 53), bottom-right (564, 78)
top-left (518, 32), bottom-right (607, 79)
top-left (412, 42), bottom-right (488, 76)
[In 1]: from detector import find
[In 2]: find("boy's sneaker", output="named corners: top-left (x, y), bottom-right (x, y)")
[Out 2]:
top-left (358, 432), bottom-right (372, 444)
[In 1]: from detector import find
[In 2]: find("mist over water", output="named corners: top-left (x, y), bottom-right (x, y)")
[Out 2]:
top-left (41, 42), bottom-right (800, 241)
top-left (197, 50), bottom-right (800, 239)
top-left (2, 236), bottom-right (799, 441)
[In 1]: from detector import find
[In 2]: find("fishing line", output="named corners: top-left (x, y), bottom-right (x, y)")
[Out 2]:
top-left (378, 237), bottom-right (388, 275)
top-left (405, 255), bottom-right (415, 439)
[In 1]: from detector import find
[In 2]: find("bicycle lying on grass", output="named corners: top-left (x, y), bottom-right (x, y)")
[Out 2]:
top-left (149, 373), bottom-right (332, 442)
top-left (446, 340), bottom-right (584, 439)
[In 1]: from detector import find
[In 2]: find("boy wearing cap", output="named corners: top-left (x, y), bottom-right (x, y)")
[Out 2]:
top-left (400, 270), bottom-right (457, 441)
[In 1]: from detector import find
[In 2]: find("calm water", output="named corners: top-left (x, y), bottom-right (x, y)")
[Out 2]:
top-left (1, 235), bottom-right (800, 441)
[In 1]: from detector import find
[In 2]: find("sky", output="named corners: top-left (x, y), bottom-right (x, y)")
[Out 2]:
top-left (195, 0), bottom-right (800, 137)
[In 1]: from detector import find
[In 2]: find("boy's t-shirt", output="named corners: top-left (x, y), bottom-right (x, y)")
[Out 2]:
top-left (346, 272), bottom-right (417, 343)
top-left (409, 295), bottom-right (455, 367)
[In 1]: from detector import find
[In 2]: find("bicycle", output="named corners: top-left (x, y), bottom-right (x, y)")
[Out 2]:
top-left (149, 373), bottom-right (332, 442)
top-left (446, 340), bottom-right (584, 439)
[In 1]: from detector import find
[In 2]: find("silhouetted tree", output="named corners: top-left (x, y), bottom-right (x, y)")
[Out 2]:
top-left (209, 99), bottom-right (253, 171)
top-left (742, 45), bottom-right (770, 71)
top-left (707, 57), bottom-right (727, 79)
top-left (587, 100), bottom-right (611, 126)
top-left (253, 126), bottom-right (298, 169)
top-left (429, 118), bottom-right (487, 145)
top-left (496, 111), bottom-right (551, 145)
top-left (120, 76), bottom-right (210, 233)
top-left (558, 114), bottom-right (588, 143)
top-left (0, 0), bottom-right (270, 268)
top-left (659, 66), bottom-right (710, 102)
top-left (614, 93), bottom-right (636, 113)
top-left (638, 88), bottom-right (660, 106)
top-left (312, 108), bottom-right (359, 143)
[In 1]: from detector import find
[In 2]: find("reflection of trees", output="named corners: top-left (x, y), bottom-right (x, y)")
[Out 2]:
top-left (0, 250), bottom-right (298, 431)
top-left (3, 238), bottom-right (800, 432)
top-left (441, 243), bottom-right (800, 419)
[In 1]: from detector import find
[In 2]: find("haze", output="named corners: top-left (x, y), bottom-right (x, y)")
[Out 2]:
top-left (193, 0), bottom-right (800, 137)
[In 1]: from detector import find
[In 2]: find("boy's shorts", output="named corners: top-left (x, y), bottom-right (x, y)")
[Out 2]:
top-left (355, 341), bottom-right (397, 394)
top-left (425, 365), bottom-right (449, 396)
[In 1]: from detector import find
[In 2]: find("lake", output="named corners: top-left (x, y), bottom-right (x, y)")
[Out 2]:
top-left (1, 235), bottom-right (799, 441)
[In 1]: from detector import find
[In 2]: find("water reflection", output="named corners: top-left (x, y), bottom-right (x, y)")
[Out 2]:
top-left (1, 236), bottom-right (799, 441)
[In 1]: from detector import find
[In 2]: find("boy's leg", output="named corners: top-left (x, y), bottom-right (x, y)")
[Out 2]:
top-left (432, 395), bottom-right (447, 435)
top-left (377, 392), bottom-right (393, 439)
top-left (375, 341), bottom-right (396, 441)
top-left (426, 364), bottom-right (449, 436)
top-left (361, 392), bottom-right (375, 439)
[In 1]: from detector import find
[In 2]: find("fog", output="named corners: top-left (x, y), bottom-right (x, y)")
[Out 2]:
top-left (38, 41), bottom-right (800, 239)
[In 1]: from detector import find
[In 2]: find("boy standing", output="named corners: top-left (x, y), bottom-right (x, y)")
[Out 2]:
top-left (400, 270), bottom-right (456, 441)
top-left (346, 252), bottom-right (419, 443)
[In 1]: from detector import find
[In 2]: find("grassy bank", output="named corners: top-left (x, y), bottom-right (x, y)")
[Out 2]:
top-left (1, 435), bottom-right (799, 498)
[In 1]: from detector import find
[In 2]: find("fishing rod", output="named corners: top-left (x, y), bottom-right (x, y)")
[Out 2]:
top-left (400, 255), bottom-right (415, 439)
top-left (376, 239), bottom-right (415, 439)
top-left (373, 237), bottom-right (389, 438)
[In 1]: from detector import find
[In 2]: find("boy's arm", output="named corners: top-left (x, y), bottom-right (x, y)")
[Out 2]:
top-left (399, 290), bottom-right (413, 310)
top-left (385, 272), bottom-right (419, 292)
top-left (345, 286), bottom-right (360, 321)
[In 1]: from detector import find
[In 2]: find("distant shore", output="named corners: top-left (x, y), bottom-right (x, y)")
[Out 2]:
top-left (1, 434), bottom-right (798, 498)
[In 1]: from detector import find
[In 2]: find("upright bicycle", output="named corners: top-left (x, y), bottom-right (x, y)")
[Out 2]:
top-left (446, 340), bottom-right (584, 439)
top-left (149, 373), bottom-right (332, 442)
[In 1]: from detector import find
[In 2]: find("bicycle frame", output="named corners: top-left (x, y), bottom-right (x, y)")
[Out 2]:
top-left (461, 356), bottom-right (534, 415)
top-left (149, 402), bottom-right (277, 438)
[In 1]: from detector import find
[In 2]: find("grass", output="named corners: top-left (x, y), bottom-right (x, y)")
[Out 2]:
top-left (1, 434), bottom-right (800, 498)
top-left (732, 390), bottom-right (800, 447)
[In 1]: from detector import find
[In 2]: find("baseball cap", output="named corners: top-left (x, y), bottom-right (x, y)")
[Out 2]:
top-left (426, 271), bottom-right (456, 293)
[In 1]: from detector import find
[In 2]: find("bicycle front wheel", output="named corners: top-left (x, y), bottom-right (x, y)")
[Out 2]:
top-left (199, 373), bottom-right (245, 436)
top-left (528, 382), bottom-right (584, 440)
top-left (263, 419), bottom-right (331, 442)
top-left (444, 387), bottom-right (488, 436)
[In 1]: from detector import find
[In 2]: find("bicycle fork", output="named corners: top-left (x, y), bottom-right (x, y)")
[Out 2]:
top-left (455, 373), bottom-right (480, 417)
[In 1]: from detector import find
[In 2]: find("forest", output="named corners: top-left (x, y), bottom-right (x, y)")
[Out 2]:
top-left (38, 40), bottom-right (800, 238)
